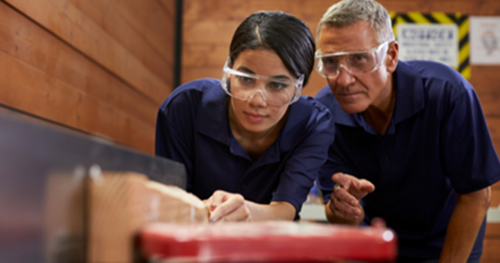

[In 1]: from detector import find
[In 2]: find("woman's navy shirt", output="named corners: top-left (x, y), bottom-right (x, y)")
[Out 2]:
top-left (156, 78), bottom-right (335, 216)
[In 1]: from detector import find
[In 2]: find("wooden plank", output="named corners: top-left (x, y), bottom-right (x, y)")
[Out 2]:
top-left (105, 0), bottom-right (175, 61)
top-left (0, 50), bottom-right (154, 153)
top-left (158, 0), bottom-right (176, 19)
top-left (492, 183), bottom-right (500, 208)
top-left (183, 0), bottom-right (297, 22)
top-left (471, 66), bottom-right (500, 93)
top-left (183, 20), bottom-right (240, 45)
top-left (182, 44), bottom-right (229, 68)
top-left (304, 74), bottom-right (328, 97)
top-left (486, 223), bottom-right (500, 238)
top-left (477, 92), bottom-right (500, 117)
top-left (482, 238), bottom-right (500, 261)
top-left (181, 67), bottom-right (225, 86)
top-left (485, 118), bottom-right (500, 143)
top-left (0, 1), bottom-right (158, 129)
top-left (492, 181), bottom-right (500, 191)
top-left (88, 172), bottom-right (208, 263)
top-left (5, 0), bottom-right (171, 105)
top-left (67, 0), bottom-right (174, 85)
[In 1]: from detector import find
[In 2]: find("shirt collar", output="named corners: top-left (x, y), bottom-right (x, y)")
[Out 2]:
top-left (279, 97), bottom-right (315, 152)
top-left (330, 60), bottom-right (425, 132)
top-left (392, 60), bottom-right (425, 124)
top-left (195, 82), bottom-right (230, 145)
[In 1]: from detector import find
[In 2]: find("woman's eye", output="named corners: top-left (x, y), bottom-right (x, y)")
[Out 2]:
top-left (237, 76), bottom-right (254, 84)
top-left (270, 82), bottom-right (288, 90)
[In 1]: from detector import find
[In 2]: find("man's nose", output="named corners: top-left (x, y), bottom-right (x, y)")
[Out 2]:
top-left (335, 65), bottom-right (356, 87)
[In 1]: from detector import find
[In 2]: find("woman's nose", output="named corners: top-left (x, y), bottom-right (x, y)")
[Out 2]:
top-left (247, 89), bottom-right (268, 107)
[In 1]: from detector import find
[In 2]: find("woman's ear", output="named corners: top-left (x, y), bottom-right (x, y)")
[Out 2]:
top-left (385, 41), bottom-right (399, 73)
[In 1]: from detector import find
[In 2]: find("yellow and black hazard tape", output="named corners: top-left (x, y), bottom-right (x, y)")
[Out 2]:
top-left (390, 12), bottom-right (470, 79)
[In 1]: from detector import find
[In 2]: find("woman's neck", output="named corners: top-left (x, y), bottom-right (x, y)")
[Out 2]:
top-left (228, 103), bottom-right (287, 160)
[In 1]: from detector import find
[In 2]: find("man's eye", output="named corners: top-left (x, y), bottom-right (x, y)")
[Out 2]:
top-left (350, 54), bottom-right (370, 64)
top-left (323, 57), bottom-right (338, 66)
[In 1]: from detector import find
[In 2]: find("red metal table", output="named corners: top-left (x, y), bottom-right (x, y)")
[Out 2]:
top-left (140, 221), bottom-right (397, 262)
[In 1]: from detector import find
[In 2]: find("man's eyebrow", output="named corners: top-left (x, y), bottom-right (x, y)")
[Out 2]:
top-left (236, 66), bottom-right (292, 81)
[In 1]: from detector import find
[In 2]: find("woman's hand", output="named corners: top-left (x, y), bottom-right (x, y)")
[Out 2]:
top-left (205, 190), bottom-right (251, 223)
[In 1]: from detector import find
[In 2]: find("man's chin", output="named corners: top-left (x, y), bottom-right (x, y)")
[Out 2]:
top-left (339, 103), bottom-right (367, 114)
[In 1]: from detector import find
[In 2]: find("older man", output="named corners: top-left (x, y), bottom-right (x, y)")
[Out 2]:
top-left (314, 0), bottom-right (500, 262)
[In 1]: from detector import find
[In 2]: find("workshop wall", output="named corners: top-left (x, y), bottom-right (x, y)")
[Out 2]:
top-left (0, 0), bottom-right (176, 153)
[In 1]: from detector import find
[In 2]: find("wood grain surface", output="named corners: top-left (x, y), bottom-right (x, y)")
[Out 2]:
top-left (88, 172), bottom-right (209, 263)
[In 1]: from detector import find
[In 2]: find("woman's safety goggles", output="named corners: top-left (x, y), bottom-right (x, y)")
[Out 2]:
top-left (221, 59), bottom-right (304, 107)
top-left (315, 41), bottom-right (391, 78)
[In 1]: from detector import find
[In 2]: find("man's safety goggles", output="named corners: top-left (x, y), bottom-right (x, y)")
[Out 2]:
top-left (315, 41), bottom-right (391, 78)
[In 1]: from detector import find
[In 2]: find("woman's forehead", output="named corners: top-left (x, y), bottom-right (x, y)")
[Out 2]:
top-left (232, 49), bottom-right (294, 78)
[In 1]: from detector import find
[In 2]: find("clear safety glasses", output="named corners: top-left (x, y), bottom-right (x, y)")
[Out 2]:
top-left (315, 41), bottom-right (391, 79)
top-left (221, 59), bottom-right (304, 107)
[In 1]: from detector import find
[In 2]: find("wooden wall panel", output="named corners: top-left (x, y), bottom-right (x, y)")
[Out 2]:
top-left (0, 0), bottom-right (176, 154)
top-left (66, 0), bottom-right (173, 85)
top-left (182, 1), bottom-right (500, 261)
top-left (5, 0), bottom-right (171, 105)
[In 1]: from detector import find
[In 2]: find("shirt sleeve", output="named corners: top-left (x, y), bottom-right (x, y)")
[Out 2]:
top-left (316, 142), bottom-right (359, 203)
top-left (155, 88), bottom-right (200, 192)
top-left (440, 80), bottom-right (500, 194)
top-left (271, 100), bottom-right (336, 214)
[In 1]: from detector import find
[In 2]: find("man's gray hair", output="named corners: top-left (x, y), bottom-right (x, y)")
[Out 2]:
top-left (317, 0), bottom-right (395, 44)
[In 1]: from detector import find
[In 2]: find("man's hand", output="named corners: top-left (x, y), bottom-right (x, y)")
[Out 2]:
top-left (205, 190), bottom-right (251, 223)
top-left (326, 172), bottom-right (375, 224)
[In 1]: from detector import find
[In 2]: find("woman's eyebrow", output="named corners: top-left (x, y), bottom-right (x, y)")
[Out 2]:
top-left (236, 66), bottom-right (292, 81)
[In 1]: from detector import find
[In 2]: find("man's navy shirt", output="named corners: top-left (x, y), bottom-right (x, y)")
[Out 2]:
top-left (156, 78), bottom-right (334, 215)
top-left (315, 60), bottom-right (500, 260)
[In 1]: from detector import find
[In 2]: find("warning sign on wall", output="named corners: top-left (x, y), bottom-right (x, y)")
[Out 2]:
top-left (390, 12), bottom-right (469, 78)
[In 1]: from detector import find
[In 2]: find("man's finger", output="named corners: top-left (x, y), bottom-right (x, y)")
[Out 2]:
top-left (359, 179), bottom-right (375, 193)
top-left (330, 198), bottom-right (361, 220)
top-left (334, 187), bottom-right (359, 207)
top-left (332, 173), bottom-right (361, 191)
top-left (331, 172), bottom-right (351, 186)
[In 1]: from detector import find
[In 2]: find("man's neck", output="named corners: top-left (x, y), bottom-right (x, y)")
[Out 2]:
top-left (362, 78), bottom-right (396, 135)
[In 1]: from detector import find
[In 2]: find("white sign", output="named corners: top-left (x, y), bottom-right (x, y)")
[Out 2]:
top-left (470, 17), bottom-right (500, 65)
top-left (397, 24), bottom-right (458, 68)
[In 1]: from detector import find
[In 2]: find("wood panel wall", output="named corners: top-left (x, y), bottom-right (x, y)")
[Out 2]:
top-left (181, 1), bottom-right (500, 262)
top-left (0, 0), bottom-right (176, 154)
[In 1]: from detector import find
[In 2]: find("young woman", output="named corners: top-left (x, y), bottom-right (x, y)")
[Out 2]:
top-left (155, 11), bottom-right (334, 222)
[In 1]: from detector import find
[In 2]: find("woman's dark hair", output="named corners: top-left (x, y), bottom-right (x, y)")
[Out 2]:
top-left (229, 11), bottom-right (316, 86)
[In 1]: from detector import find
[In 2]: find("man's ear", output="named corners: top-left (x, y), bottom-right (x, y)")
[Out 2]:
top-left (385, 41), bottom-right (399, 73)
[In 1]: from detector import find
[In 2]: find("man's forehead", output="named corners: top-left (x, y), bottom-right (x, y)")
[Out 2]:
top-left (318, 23), bottom-right (379, 53)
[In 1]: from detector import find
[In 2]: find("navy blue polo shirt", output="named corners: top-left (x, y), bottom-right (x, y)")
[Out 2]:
top-left (156, 78), bottom-right (335, 216)
top-left (315, 60), bottom-right (500, 260)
